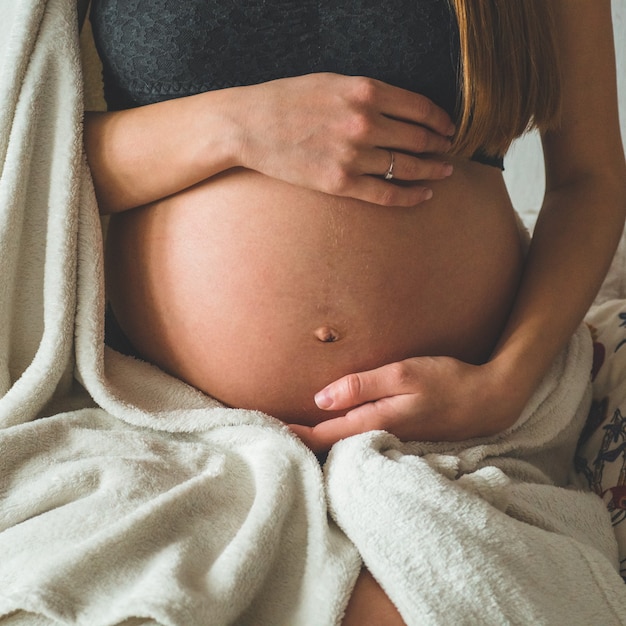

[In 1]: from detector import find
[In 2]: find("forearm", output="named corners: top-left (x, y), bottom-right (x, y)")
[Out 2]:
top-left (84, 74), bottom-right (457, 214)
top-left (489, 175), bottom-right (626, 425)
top-left (83, 88), bottom-right (244, 214)
top-left (484, 0), bottom-right (626, 431)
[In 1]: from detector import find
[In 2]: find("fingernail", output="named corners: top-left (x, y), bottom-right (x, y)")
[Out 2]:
top-left (423, 188), bottom-right (433, 201)
top-left (443, 163), bottom-right (453, 176)
top-left (447, 124), bottom-right (456, 137)
top-left (314, 389), bottom-right (333, 409)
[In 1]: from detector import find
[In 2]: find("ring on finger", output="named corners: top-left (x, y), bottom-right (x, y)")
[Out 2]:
top-left (384, 150), bottom-right (395, 181)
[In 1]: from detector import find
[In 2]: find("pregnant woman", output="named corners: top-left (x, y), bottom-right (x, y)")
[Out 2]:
top-left (83, 1), bottom-right (625, 621)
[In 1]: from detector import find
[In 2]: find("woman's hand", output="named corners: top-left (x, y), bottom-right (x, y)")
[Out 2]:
top-left (235, 73), bottom-right (456, 207)
top-left (287, 356), bottom-right (525, 454)
top-left (86, 72), bottom-right (455, 213)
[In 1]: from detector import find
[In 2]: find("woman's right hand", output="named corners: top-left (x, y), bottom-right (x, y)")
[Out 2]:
top-left (233, 73), bottom-right (456, 207)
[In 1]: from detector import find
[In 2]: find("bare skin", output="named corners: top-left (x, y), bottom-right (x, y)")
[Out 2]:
top-left (105, 159), bottom-right (525, 425)
top-left (104, 143), bottom-right (522, 626)
top-left (342, 570), bottom-right (405, 626)
top-left (86, 2), bottom-right (626, 621)
top-left (287, 0), bottom-right (626, 453)
top-left (90, 71), bottom-right (463, 626)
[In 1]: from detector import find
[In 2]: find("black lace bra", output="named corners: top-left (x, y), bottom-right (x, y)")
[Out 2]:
top-left (90, 0), bottom-right (503, 168)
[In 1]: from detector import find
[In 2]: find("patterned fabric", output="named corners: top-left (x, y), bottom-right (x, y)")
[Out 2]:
top-left (577, 299), bottom-right (626, 583)
top-left (89, 0), bottom-right (504, 168)
top-left (90, 0), bottom-right (459, 114)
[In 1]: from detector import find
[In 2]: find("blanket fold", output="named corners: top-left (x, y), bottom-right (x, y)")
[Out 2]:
top-left (1, 1), bottom-right (625, 624)
top-left (325, 326), bottom-right (626, 624)
top-left (0, 2), bottom-right (360, 624)
top-left (0, 0), bottom-right (80, 426)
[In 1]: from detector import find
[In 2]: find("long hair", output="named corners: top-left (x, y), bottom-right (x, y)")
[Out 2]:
top-left (449, 0), bottom-right (562, 157)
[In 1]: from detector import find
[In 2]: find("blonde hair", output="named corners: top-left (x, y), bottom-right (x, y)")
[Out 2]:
top-left (449, 0), bottom-right (562, 157)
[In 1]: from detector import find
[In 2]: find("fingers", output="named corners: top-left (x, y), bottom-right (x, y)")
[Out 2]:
top-left (336, 76), bottom-right (456, 174)
top-left (329, 145), bottom-right (454, 207)
top-left (328, 149), bottom-right (453, 207)
top-left (348, 76), bottom-right (456, 138)
top-left (315, 361), bottom-right (419, 411)
top-left (288, 395), bottom-right (414, 453)
top-left (288, 419), bottom-right (358, 454)
top-left (369, 148), bottom-right (454, 182)
top-left (339, 176), bottom-right (433, 207)
top-left (288, 356), bottom-right (492, 453)
top-left (382, 87), bottom-right (456, 138)
top-left (377, 113), bottom-right (453, 156)
top-left (244, 73), bottom-right (458, 207)
top-left (287, 413), bottom-right (376, 454)
top-left (328, 147), bottom-right (454, 207)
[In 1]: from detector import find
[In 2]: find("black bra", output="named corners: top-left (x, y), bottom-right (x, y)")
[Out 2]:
top-left (90, 0), bottom-right (503, 169)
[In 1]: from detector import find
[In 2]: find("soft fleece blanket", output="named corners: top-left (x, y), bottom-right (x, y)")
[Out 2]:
top-left (1, 1), bottom-right (626, 624)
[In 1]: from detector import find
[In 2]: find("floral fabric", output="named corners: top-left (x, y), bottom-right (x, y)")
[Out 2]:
top-left (578, 299), bottom-right (626, 582)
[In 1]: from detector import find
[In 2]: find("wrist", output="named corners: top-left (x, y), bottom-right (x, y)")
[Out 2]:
top-left (188, 88), bottom-right (248, 175)
top-left (482, 347), bottom-right (547, 433)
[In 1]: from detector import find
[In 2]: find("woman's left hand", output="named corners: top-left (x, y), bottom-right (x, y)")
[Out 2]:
top-left (287, 357), bottom-right (523, 453)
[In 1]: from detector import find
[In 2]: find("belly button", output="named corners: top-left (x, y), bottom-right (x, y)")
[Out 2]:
top-left (313, 325), bottom-right (342, 343)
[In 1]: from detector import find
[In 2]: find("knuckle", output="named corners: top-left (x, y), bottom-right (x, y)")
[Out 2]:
top-left (413, 95), bottom-right (434, 121)
top-left (404, 156), bottom-right (450, 183)
top-left (412, 126), bottom-right (431, 151)
top-left (343, 373), bottom-right (363, 401)
top-left (338, 144), bottom-right (360, 166)
top-left (325, 167), bottom-right (352, 195)
top-left (403, 157), bottom-right (423, 180)
top-left (412, 127), bottom-right (451, 156)
top-left (344, 112), bottom-right (373, 141)
top-left (375, 185), bottom-right (403, 207)
top-left (349, 76), bottom-right (379, 104)
top-left (388, 361), bottom-right (414, 387)
top-left (405, 159), bottom-right (430, 180)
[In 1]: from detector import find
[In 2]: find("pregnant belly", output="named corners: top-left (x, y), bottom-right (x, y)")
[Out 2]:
top-left (105, 164), bottom-right (525, 424)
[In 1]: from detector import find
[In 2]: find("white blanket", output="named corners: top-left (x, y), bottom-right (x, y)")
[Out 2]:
top-left (1, 1), bottom-right (625, 624)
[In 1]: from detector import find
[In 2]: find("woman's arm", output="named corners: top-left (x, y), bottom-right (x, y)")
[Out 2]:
top-left (84, 90), bottom-right (237, 213)
top-left (487, 0), bottom-right (626, 418)
top-left (289, 0), bottom-right (626, 451)
top-left (84, 74), bottom-right (455, 214)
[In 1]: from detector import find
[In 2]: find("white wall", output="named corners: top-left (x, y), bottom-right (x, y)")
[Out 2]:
top-left (504, 0), bottom-right (626, 228)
